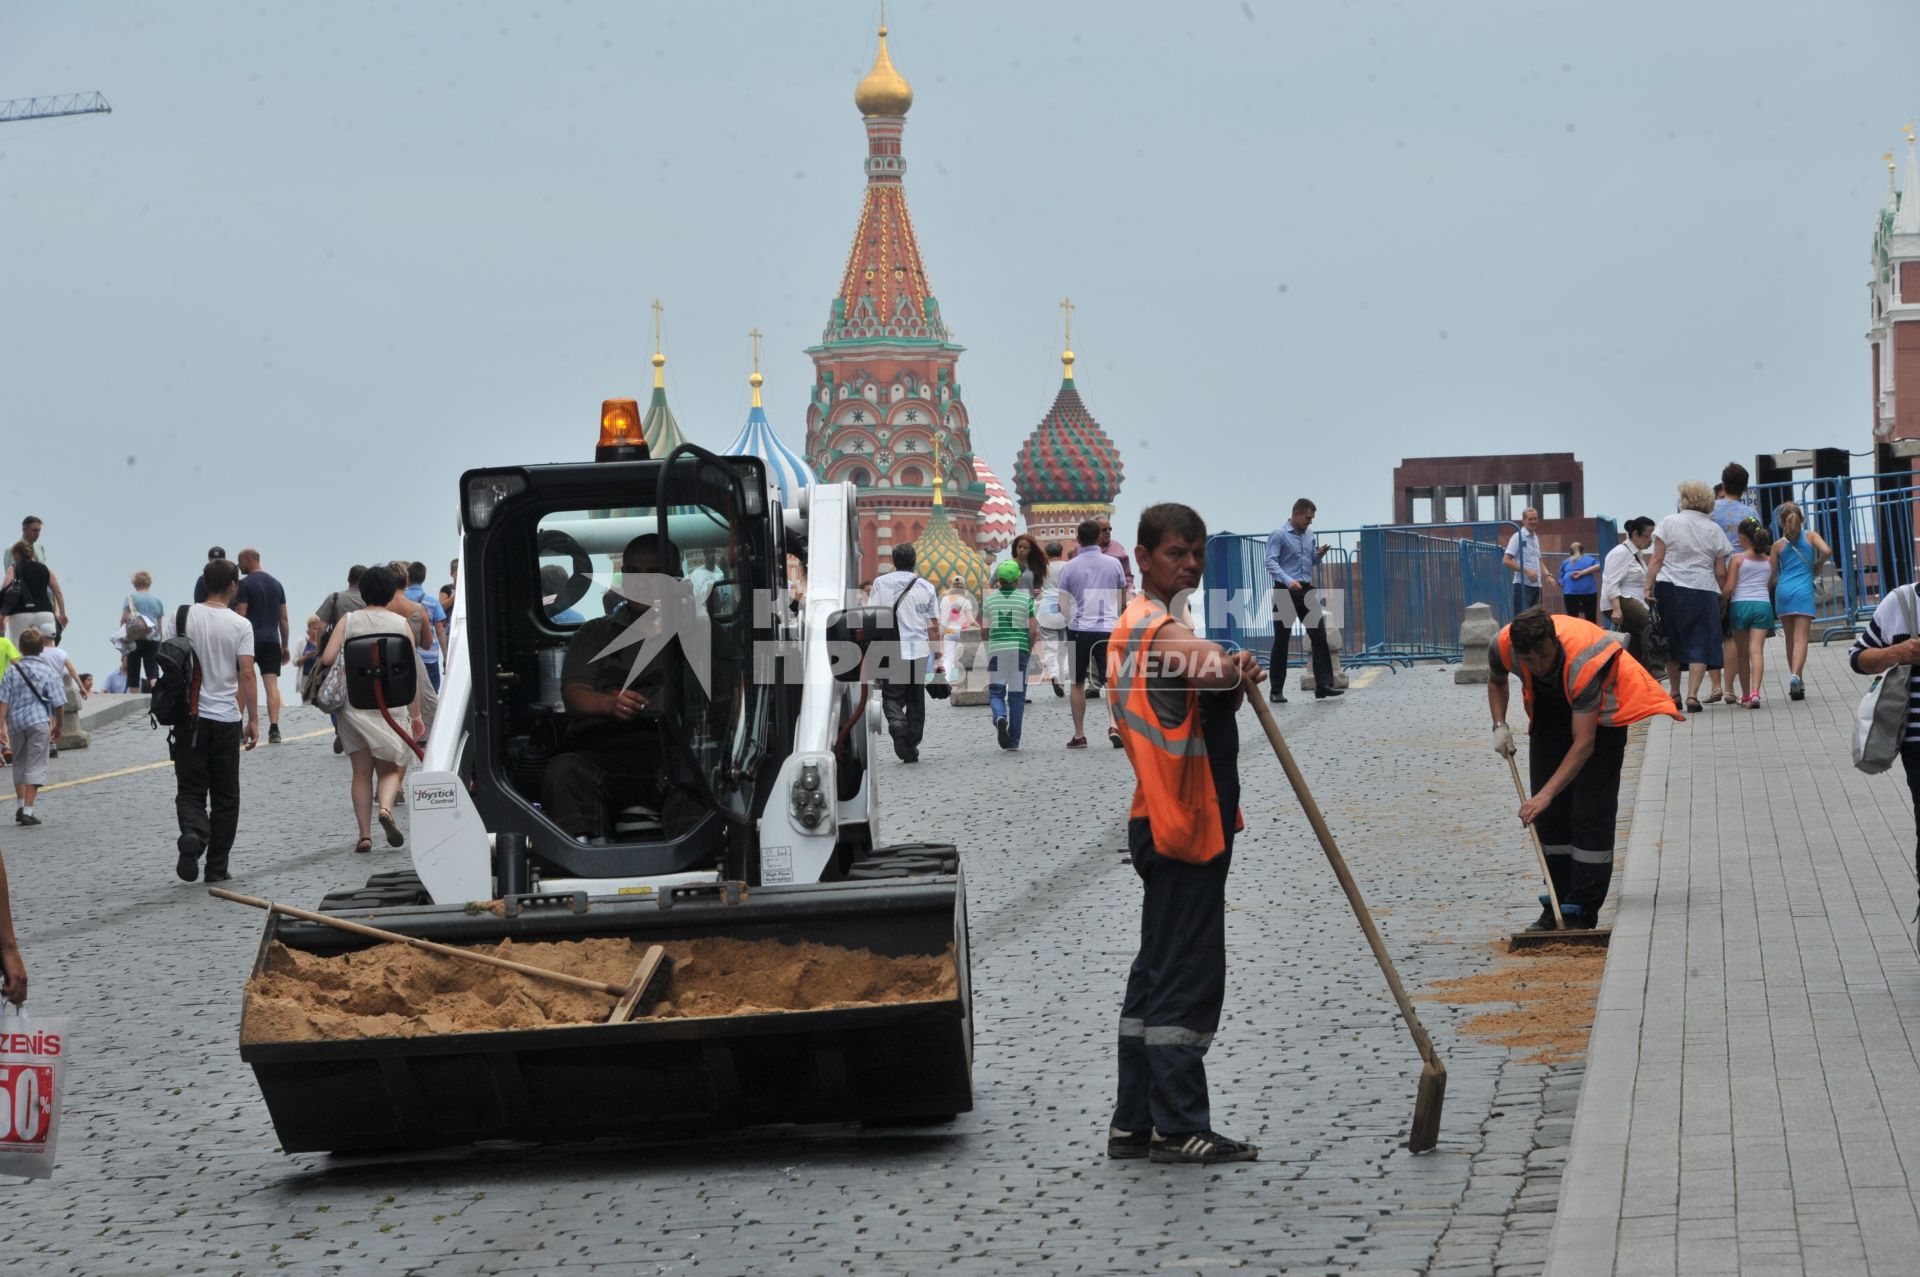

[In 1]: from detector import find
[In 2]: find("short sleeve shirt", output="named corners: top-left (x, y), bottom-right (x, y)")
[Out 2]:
top-left (868, 571), bottom-right (937, 661)
top-left (983, 587), bottom-right (1035, 652)
top-left (237, 571), bottom-right (287, 647)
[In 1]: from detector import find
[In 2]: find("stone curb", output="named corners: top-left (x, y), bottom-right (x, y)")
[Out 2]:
top-left (1540, 714), bottom-right (1671, 1276)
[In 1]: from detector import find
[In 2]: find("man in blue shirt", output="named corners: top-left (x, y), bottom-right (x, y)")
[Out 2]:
top-left (406, 561), bottom-right (449, 691)
top-left (1504, 508), bottom-right (1543, 617)
top-left (1264, 498), bottom-right (1342, 702)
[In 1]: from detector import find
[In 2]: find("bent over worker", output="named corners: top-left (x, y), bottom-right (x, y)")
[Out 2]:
top-left (1106, 502), bottom-right (1264, 1166)
top-left (1488, 608), bottom-right (1681, 930)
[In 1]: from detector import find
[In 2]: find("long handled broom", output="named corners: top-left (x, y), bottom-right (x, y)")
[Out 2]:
top-left (1246, 693), bottom-right (1447, 1154)
top-left (1502, 755), bottom-right (1611, 950)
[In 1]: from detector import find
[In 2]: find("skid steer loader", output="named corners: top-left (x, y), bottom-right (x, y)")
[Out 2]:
top-left (235, 427), bottom-right (971, 1153)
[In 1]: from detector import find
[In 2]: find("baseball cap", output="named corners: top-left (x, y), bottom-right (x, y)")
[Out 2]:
top-left (207, 546), bottom-right (227, 560)
top-left (995, 560), bottom-right (1020, 585)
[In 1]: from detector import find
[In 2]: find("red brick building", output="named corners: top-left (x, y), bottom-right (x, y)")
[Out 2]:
top-left (1393, 453), bottom-right (1589, 552)
top-left (1870, 133), bottom-right (1920, 463)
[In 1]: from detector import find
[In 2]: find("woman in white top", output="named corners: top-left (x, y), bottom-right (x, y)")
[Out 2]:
top-left (1721, 518), bottom-right (1778, 707)
top-left (318, 564), bottom-right (426, 853)
top-left (1643, 481), bottom-right (1733, 714)
top-left (1600, 517), bottom-right (1656, 666)
top-left (938, 575), bottom-right (976, 675)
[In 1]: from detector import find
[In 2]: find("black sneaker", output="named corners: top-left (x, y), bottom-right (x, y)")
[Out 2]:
top-left (994, 717), bottom-right (1012, 750)
top-left (11, 808), bottom-right (20, 825)
top-left (16, 813), bottom-right (40, 828)
top-left (268, 724), bottom-right (282, 745)
top-left (1052, 680), bottom-right (1065, 698)
top-left (1315, 686), bottom-right (1345, 699)
top-left (1269, 689), bottom-right (1287, 704)
top-left (1107, 1126), bottom-right (1151, 1159)
top-left (204, 868), bottom-right (232, 885)
top-left (1150, 1130), bottom-right (1259, 1164)
top-left (176, 832), bottom-right (204, 883)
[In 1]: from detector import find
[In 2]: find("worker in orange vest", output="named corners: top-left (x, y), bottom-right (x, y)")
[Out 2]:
top-left (1489, 607), bottom-right (1682, 930)
top-left (1103, 502), bottom-right (1264, 1166)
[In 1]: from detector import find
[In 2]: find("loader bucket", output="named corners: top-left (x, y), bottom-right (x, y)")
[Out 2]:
top-left (237, 874), bottom-right (971, 1154)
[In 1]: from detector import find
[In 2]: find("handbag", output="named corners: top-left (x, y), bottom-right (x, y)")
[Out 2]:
top-left (314, 620), bottom-right (351, 714)
top-left (1853, 584), bottom-right (1918, 775)
top-left (122, 596), bottom-right (151, 642)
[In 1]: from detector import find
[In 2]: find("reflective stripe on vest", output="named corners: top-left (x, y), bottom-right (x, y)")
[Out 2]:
top-left (1497, 614), bottom-right (1683, 727)
top-left (1106, 595), bottom-right (1229, 865)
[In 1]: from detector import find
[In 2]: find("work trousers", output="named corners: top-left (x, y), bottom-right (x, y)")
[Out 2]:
top-left (1528, 712), bottom-right (1628, 915)
top-left (1511, 584), bottom-right (1542, 617)
top-left (173, 717), bottom-right (242, 874)
top-left (541, 736), bottom-right (664, 840)
top-left (1114, 822), bottom-right (1231, 1137)
top-left (878, 657), bottom-right (928, 749)
top-left (1271, 584), bottom-right (1333, 691)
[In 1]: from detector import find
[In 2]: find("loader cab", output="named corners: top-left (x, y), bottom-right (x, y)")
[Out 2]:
top-left (459, 446), bottom-right (793, 890)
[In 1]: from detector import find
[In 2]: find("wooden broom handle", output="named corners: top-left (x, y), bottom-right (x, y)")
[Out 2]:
top-left (1507, 753), bottom-right (1566, 929)
top-left (209, 887), bottom-right (626, 997)
top-left (1246, 692), bottom-right (1442, 1069)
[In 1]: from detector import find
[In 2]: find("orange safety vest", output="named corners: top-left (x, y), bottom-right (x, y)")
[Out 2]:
top-left (1106, 595), bottom-right (1245, 865)
top-left (1497, 614), bottom-right (1682, 726)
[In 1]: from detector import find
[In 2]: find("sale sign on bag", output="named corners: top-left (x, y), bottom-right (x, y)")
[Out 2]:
top-left (0, 1005), bottom-right (66, 1179)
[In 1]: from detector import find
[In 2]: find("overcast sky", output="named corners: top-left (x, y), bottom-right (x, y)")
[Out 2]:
top-left (6, 1), bottom-right (1919, 673)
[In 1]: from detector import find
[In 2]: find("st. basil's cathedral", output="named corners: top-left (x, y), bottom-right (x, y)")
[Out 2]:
top-left (648, 20), bottom-right (1127, 592)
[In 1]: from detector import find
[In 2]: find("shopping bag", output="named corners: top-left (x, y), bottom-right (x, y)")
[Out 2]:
top-left (0, 1004), bottom-right (67, 1179)
top-left (1854, 585), bottom-right (1918, 775)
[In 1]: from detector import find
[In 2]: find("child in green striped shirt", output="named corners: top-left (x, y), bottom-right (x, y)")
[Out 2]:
top-left (985, 560), bottom-right (1040, 750)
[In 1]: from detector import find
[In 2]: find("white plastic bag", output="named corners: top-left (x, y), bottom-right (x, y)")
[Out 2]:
top-left (0, 1004), bottom-right (67, 1179)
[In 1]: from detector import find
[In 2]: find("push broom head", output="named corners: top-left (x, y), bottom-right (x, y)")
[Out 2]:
top-left (1409, 1059), bottom-right (1446, 1154)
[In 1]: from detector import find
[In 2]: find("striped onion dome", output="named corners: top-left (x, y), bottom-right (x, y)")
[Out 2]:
top-left (1013, 349), bottom-right (1124, 507)
top-left (728, 370), bottom-right (817, 507)
top-left (972, 455), bottom-right (1017, 554)
top-left (912, 470), bottom-right (990, 595)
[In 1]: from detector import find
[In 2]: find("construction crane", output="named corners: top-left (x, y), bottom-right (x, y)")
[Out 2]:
top-left (0, 92), bottom-right (111, 124)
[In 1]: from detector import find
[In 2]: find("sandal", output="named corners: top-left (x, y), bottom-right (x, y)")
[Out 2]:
top-left (378, 808), bottom-right (404, 848)
top-left (1704, 690), bottom-right (1724, 704)
top-left (1686, 698), bottom-right (1703, 714)
top-left (353, 836), bottom-right (373, 854)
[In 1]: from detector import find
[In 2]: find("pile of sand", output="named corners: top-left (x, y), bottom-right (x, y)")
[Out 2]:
top-left (1421, 942), bottom-right (1607, 1065)
top-left (242, 935), bottom-right (958, 1044)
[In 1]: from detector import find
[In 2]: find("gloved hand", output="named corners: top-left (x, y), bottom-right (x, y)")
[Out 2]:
top-left (1491, 723), bottom-right (1516, 758)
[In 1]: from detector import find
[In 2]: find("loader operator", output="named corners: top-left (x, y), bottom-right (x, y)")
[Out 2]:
top-left (1488, 608), bottom-right (1681, 931)
top-left (543, 534), bottom-right (676, 841)
top-left (1106, 502), bottom-right (1264, 1167)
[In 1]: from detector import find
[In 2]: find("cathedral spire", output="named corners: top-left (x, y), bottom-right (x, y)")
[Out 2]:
top-left (641, 299), bottom-right (685, 455)
top-left (1060, 295), bottom-right (1076, 383)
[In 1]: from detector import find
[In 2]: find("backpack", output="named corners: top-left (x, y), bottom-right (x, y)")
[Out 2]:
top-left (148, 634), bottom-right (200, 728)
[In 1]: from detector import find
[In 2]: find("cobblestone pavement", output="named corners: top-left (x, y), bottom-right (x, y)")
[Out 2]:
top-left (1547, 642), bottom-right (1920, 1277)
top-left (4, 666), bottom-right (1619, 1274)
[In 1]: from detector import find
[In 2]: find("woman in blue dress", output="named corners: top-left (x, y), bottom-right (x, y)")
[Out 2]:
top-left (1557, 541), bottom-right (1602, 622)
top-left (1769, 500), bottom-right (1831, 701)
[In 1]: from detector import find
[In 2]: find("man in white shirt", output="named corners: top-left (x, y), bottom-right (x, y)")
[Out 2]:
top-left (866, 545), bottom-right (943, 763)
top-left (174, 557), bottom-right (257, 884)
top-left (1504, 508), bottom-right (1544, 616)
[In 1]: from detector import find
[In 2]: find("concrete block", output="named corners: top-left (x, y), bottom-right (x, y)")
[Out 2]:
top-left (1455, 602), bottom-right (1498, 685)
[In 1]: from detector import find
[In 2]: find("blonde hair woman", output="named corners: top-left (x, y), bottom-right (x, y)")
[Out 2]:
top-left (122, 570), bottom-right (165, 692)
top-left (1770, 500), bottom-right (1831, 700)
top-left (1643, 480), bottom-right (1732, 713)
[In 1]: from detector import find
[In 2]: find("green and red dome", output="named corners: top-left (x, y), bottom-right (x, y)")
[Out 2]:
top-left (1012, 354), bottom-right (1124, 508)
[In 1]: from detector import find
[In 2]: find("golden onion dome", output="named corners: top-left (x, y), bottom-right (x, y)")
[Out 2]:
top-left (855, 26), bottom-right (914, 117)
